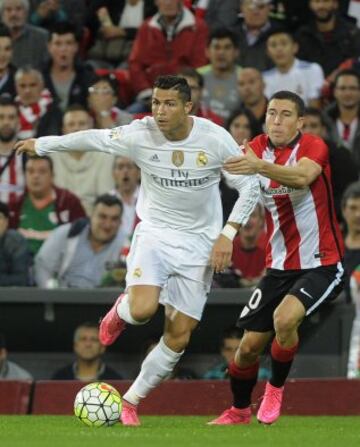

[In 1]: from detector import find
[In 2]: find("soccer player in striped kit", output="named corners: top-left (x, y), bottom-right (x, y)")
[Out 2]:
top-left (210, 90), bottom-right (345, 425)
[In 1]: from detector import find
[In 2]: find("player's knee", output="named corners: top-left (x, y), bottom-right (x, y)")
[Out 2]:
top-left (130, 301), bottom-right (156, 323)
top-left (273, 309), bottom-right (297, 335)
top-left (239, 339), bottom-right (262, 361)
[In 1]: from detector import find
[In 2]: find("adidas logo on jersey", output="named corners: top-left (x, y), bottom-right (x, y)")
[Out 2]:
top-left (150, 154), bottom-right (160, 162)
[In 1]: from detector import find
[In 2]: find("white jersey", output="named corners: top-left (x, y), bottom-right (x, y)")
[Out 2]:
top-left (263, 58), bottom-right (324, 105)
top-left (35, 116), bottom-right (259, 242)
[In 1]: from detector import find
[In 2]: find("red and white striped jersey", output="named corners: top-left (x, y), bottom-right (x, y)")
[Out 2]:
top-left (0, 153), bottom-right (25, 206)
top-left (250, 133), bottom-right (344, 270)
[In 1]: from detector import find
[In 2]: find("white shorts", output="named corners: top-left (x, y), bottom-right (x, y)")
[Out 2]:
top-left (125, 222), bottom-right (214, 320)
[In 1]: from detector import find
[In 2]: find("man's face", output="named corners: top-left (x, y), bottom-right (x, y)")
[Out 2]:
top-left (343, 198), bottom-right (360, 233)
top-left (113, 157), bottom-right (140, 195)
top-left (25, 159), bottom-right (53, 195)
top-left (265, 98), bottom-right (303, 147)
top-left (16, 72), bottom-right (43, 106)
top-left (90, 203), bottom-right (122, 244)
top-left (152, 88), bottom-right (192, 135)
top-left (1, 0), bottom-right (27, 30)
top-left (88, 80), bottom-right (116, 112)
top-left (62, 110), bottom-right (92, 134)
top-left (334, 75), bottom-right (360, 110)
top-left (309, 0), bottom-right (337, 22)
top-left (303, 114), bottom-right (325, 137)
top-left (0, 105), bottom-right (18, 142)
top-left (266, 33), bottom-right (297, 67)
top-left (74, 327), bottom-right (105, 361)
top-left (221, 337), bottom-right (240, 364)
top-left (237, 68), bottom-right (264, 106)
top-left (241, 0), bottom-right (271, 29)
top-left (0, 212), bottom-right (8, 237)
top-left (48, 32), bottom-right (78, 69)
top-left (0, 36), bottom-right (12, 71)
top-left (156, 0), bottom-right (182, 19)
top-left (207, 37), bottom-right (238, 72)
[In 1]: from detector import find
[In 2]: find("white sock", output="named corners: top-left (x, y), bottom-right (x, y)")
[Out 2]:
top-left (123, 337), bottom-right (183, 405)
top-left (116, 293), bottom-right (147, 325)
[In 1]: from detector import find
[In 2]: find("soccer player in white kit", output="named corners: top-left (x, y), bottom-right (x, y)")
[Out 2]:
top-left (15, 75), bottom-right (260, 425)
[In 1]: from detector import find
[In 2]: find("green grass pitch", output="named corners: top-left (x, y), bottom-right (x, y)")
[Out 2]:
top-left (0, 415), bottom-right (359, 447)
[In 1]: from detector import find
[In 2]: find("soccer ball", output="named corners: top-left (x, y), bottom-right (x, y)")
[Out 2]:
top-left (74, 382), bottom-right (122, 427)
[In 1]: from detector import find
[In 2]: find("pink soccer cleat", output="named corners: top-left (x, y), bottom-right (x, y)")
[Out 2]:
top-left (121, 401), bottom-right (141, 426)
top-left (208, 406), bottom-right (251, 425)
top-left (99, 293), bottom-right (126, 346)
top-left (257, 382), bottom-right (284, 424)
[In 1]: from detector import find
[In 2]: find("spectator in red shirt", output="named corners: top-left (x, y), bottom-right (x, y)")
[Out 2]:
top-left (232, 202), bottom-right (266, 287)
top-left (128, 0), bottom-right (208, 112)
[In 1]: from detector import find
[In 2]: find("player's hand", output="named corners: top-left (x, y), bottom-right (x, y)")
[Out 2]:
top-left (14, 139), bottom-right (37, 156)
top-left (224, 140), bottom-right (261, 175)
top-left (210, 234), bottom-right (233, 273)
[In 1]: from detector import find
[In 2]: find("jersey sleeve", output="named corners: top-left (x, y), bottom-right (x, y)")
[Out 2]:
top-left (299, 135), bottom-right (329, 168)
top-left (35, 126), bottom-right (134, 160)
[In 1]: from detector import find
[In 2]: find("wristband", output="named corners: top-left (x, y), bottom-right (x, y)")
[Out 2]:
top-left (220, 224), bottom-right (237, 241)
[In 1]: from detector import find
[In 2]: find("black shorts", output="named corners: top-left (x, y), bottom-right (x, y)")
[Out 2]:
top-left (236, 263), bottom-right (345, 333)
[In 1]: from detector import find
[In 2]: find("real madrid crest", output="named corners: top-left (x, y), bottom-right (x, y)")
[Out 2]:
top-left (172, 150), bottom-right (184, 167)
top-left (196, 151), bottom-right (208, 167)
top-left (133, 267), bottom-right (142, 278)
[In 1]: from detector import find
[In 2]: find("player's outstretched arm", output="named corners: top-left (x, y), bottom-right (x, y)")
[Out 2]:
top-left (16, 128), bottom-right (133, 159)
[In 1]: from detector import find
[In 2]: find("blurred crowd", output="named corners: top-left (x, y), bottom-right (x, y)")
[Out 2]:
top-left (1, 0), bottom-right (360, 295)
top-left (1, 0), bottom-right (360, 379)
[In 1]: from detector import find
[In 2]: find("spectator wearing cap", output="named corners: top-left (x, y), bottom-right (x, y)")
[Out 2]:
top-left (0, 333), bottom-right (33, 380)
top-left (0, 200), bottom-right (30, 286)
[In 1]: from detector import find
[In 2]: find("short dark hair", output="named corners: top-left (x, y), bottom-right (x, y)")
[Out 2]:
top-left (94, 193), bottom-right (123, 213)
top-left (342, 181), bottom-right (360, 209)
top-left (0, 201), bottom-right (9, 218)
top-left (265, 27), bottom-right (296, 43)
top-left (0, 93), bottom-right (18, 110)
top-left (0, 24), bottom-right (11, 39)
top-left (268, 90), bottom-right (305, 117)
top-left (48, 22), bottom-right (80, 42)
top-left (304, 107), bottom-right (327, 127)
top-left (73, 322), bottom-right (99, 342)
top-left (177, 67), bottom-right (204, 89)
top-left (334, 69), bottom-right (360, 88)
top-left (208, 28), bottom-right (238, 47)
top-left (25, 155), bottom-right (53, 173)
top-left (153, 75), bottom-right (191, 103)
top-left (64, 103), bottom-right (89, 116)
top-left (89, 74), bottom-right (119, 97)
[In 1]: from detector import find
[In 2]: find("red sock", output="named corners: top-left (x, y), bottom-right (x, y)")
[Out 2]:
top-left (271, 338), bottom-right (298, 363)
